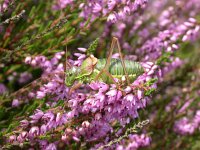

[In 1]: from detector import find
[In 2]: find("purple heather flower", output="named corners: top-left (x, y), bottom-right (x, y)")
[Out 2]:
top-left (72, 136), bottom-right (80, 142)
top-left (36, 91), bottom-right (46, 99)
top-left (178, 99), bottom-right (194, 114)
top-left (43, 112), bottom-right (55, 121)
top-left (12, 99), bottom-right (20, 107)
top-left (30, 109), bottom-right (44, 120)
top-left (78, 47), bottom-right (87, 52)
top-left (18, 72), bottom-right (32, 84)
top-left (124, 6), bottom-right (131, 15)
top-left (8, 135), bottom-right (17, 143)
top-left (55, 113), bottom-right (62, 124)
top-left (193, 110), bottom-right (200, 125)
top-left (21, 131), bottom-right (28, 138)
top-left (20, 119), bottom-right (29, 128)
top-left (6, 0), bottom-right (200, 147)
top-left (82, 121), bottom-right (91, 128)
top-left (99, 83), bottom-right (109, 93)
top-left (61, 134), bottom-right (67, 142)
top-left (137, 90), bottom-right (143, 100)
top-left (29, 126), bottom-right (40, 137)
top-left (96, 133), bottom-right (151, 150)
top-left (28, 92), bottom-right (35, 98)
top-left (0, 83), bottom-right (7, 94)
top-left (124, 94), bottom-right (136, 104)
top-left (76, 93), bottom-right (86, 102)
top-left (17, 134), bottom-right (24, 143)
top-left (0, 0), bottom-right (10, 12)
top-left (108, 0), bottom-right (117, 10)
top-left (25, 56), bottom-right (32, 64)
top-left (66, 110), bottom-right (75, 119)
top-left (95, 113), bottom-right (102, 120)
top-left (107, 13), bottom-right (117, 23)
top-left (38, 140), bottom-right (48, 149)
top-left (173, 116), bottom-right (198, 135)
top-left (106, 89), bottom-right (117, 97)
top-left (124, 133), bottom-right (151, 149)
top-left (40, 125), bottom-right (47, 134)
top-left (45, 143), bottom-right (57, 150)
top-left (92, 3), bottom-right (102, 13)
top-left (124, 86), bottom-right (132, 93)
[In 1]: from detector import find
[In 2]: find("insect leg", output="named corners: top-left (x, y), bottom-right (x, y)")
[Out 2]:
top-left (10, 77), bottom-right (42, 98)
top-left (103, 69), bottom-right (125, 94)
top-left (64, 46), bottom-right (72, 82)
top-left (69, 81), bottom-right (83, 96)
top-left (114, 37), bottom-right (130, 85)
top-left (103, 70), bottom-right (120, 88)
top-left (94, 37), bottom-right (116, 81)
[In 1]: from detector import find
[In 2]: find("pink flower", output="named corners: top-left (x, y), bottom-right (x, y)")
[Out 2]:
top-left (108, 0), bottom-right (117, 10)
top-left (36, 91), bottom-right (46, 99)
top-left (12, 99), bottom-right (20, 107)
top-left (8, 135), bottom-right (16, 143)
top-left (29, 126), bottom-right (40, 137)
top-left (93, 3), bottom-right (102, 13)
top-left (107, 13), bottom-right (117, 23)
top-left (45, 143), bottom-right (57, 150)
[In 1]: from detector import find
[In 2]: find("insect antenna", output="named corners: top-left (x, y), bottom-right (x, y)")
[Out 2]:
top-left (64, 45), bottom-right (72, 82)
top-left (9, 76), bottom-right (44, 99)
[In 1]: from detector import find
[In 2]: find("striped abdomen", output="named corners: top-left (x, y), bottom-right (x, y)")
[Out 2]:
top-left (94, 58), bottom-right (144, 83)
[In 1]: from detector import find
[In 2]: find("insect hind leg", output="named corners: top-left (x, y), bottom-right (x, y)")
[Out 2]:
top-left (94, 37), bottom-right (130, 84)
top-left (114, 37), bottom-right (130, 85)
top-left (94, 37), bottom-right (129, 91)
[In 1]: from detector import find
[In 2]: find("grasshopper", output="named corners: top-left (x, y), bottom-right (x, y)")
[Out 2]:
top-left (8, 37), bottom-right (144, 99)
top-left (65, 37), bottom-right (144, 94)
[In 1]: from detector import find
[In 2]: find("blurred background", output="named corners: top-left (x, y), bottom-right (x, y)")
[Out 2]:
top-left (0, 0), bottom-right (200, 149)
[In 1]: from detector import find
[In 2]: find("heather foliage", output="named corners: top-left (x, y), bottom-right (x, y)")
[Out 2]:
top-left (0, 0), bottom-right (200, 149)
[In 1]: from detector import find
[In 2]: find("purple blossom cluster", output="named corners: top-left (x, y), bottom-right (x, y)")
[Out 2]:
top-left (18, 72), bottom-right (33, 85)
top-left (2, 0), bottom-right (200, 149)
top-left (161, 57), bottom-right (183, 80)
top-left (136, 18), bottom-right (199, 62)
top-left (7, 71), bottom-right (32, 85)
top-left (54, 0), bottom-right (148, 24)
top-left (80, 0), bottom-right (148, 23)
top-left (161, 65), bottom-right (200, 136)
top-left (99, 0), bottom-right (200, 89)
top-left (7, 46), bottom-right (157, 148)
top-left (0, 0), bottom-right (10, 12)
top-left (176, 0), bottom-right (200, 17)
top-left (0, 83), bottom-right (7, 94)
top-left (165, 96), bottom-right (181, 113)
top-left (164, 95), bottom-right (195, 117)
top-left (53, 0), bottom-right (73, 9)
top-left (24, 52), bottom-right (68, 100)
top-left (174, 110), bottom-right (200, 135)
top-left (8, 109), bottom-right (69, 147)
top-left (116, 133), bottom-right (151, 150)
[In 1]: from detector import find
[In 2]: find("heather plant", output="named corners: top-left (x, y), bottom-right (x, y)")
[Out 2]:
top-left (0, 0), bottom-right (200, 150)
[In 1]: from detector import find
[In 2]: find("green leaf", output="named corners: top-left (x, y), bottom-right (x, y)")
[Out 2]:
top-left (145, 78), bottom-right (158, 86)
top-left (87, 38), bottom-right (99, 56)
top-left (144, 88), bottom-right (156, 96)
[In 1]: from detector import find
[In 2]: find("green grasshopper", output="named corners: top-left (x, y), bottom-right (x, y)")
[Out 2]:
top-left (65, 37), bottom-right (144, 93)
top-left (9, 37), bottom-right (144, 98)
